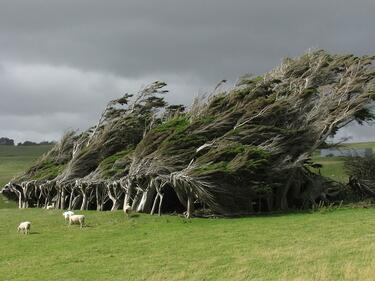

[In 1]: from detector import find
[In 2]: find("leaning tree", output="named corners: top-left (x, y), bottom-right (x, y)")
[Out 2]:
top-left (124, 50), bottom-right (375, 216)
top-left (2, 50), bottom-right (375, 217)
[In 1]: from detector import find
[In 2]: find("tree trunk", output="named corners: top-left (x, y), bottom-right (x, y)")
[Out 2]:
top-left (111, 200), bottom-right (120, 211)
top-left (96, 185), bottom-right (101, 211)
top-left (158, 194), bottom-right (164, 216)
top-left (186, 195), bottom-right (194, 218)
top-left (60, 188), bottom-right (66, 210)
top-left (37, 188), bottom-right (43, 208)
top-left (275, 170), bottom-right (297, 210)
top-left (68, 188), bottom-right (75, 210)
top-left (55, 189), bottom-right (61, 209)
top-left (72, 194), bottom-right (81, 210)
top-left (21, 182), bottom-right (33, 208)
top-left (136, 187), bottom-right (156, 213)
top-left (150, 194), bottom-right (159, 215)
top-left (123, 180), bottom-right (134, 212)
top-left (132, 189), bottom-right (142, 210)
top-left (16, 190), bottom-right (22, 209)
top-left (81, 193), bottom-right (87, 211)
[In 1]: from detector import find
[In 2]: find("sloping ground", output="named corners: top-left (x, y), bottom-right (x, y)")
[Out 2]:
top-left (312, 142), bottom-right (375, 183)
top-left (1, 208), bottom-right (375, 281)
top-left (0, 145), bottom-right (52, 208)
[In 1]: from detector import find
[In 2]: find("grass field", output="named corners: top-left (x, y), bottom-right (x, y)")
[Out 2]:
top-left (1, 208), bottom-right (375, 280)
top-left (0, 145), bottom-right (52, 208)
top-left (312, 141), bottom-right (375, 183)
top-left (2, 143), bottom-right (375, 280)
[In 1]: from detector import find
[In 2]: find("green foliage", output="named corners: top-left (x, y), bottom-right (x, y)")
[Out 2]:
top-left (154, 116), bottom-right (189, 134)
top-left (236, 75), bottom-right (263, 86)
top-left (10, 51), bottom-right (375, 214)
top-left (98, 148), bottom-right (133, 178)
top-left (194, 143), bottom-right (270, 176)
top-left (229, 147), bottom-right (270, 172)
top-left (252, 184), bottom-right (273, 196)
top-left (369, 91), bottom-right (375, 100)
top-left (301, 87), bottom-right (318, 98)
top-left (166, 133), bottom-right (208, 151)
top-left (231, 88), bottom-right (252, 100)
top-left (31, 160), bottom-right (66, 180)
top-left (354, 108), bottom-right (375, 124)
top-left (155, 117), bottom-right (209, 154)
top-left (195, 115), bottom-right (216, 125)
top-left (193, 161), bottom-right (230, 174)
top-left (207, 94), bottom-right (228, 111)
top-left (218, 143), bottom-right (247, 160)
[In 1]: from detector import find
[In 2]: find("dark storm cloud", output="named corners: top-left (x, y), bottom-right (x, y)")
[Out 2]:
top-left (0, 0), bottom-right (375, 142)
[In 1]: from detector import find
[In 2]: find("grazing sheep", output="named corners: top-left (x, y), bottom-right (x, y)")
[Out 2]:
top-left (17, 221), bottom-right (31, 235)
top-left (69, 214), bottom-right (85, 228)
top-left (124, 204), bottom-right (132, 215)
top-left (62, 211), bottom-right (74, 221)
top-left (46, 204), bottom-right (54, 210)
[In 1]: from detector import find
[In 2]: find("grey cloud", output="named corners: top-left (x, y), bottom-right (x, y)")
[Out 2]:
top-left (0, 61), bottom-right (208, 142)
top-left (2, 0), bottom-right (375, 80)
top-left (333, 122), bottom-right (375, 143)
top-left (1, 0), bottom-right (375, 142)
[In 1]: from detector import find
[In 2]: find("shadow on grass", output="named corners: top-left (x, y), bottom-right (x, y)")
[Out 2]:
top-left (194, 209), bottom-right (317, 219)
top-left (66, 224), bottom-right (92, 229)
top-left (123, 213), bottom-right (140, 219)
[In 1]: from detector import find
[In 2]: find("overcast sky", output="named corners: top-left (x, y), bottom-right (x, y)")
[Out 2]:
top-left (1, 0), bottom-right (375, 143)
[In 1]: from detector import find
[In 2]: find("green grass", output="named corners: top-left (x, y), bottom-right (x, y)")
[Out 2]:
top-left (311, 156), bottom-right (348, 183)
top-left (2, 144), bottom-right (375, 280)
top-left (0, 145), bottom-right (52, 208)
top-left (2, 208), bottom-right (375, 280)
top-left (312, 142), bottom-right (375, 183)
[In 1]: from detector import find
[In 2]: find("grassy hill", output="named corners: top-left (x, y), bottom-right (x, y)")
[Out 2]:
top-left (0, 145), bottom-right (52, 208)
top-left (312, 142), bottom-right (375, 183)
top-left (1, 208), bottom-right (375, 280)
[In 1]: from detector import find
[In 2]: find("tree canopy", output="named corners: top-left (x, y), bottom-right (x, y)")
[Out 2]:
top-left (2, 50), bottom-right (375, 216)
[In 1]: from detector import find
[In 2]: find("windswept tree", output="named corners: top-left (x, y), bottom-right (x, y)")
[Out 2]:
top-left (126, 50), bottom-right (375, 215)
top-left (2, 50), bottom-right (375, 216)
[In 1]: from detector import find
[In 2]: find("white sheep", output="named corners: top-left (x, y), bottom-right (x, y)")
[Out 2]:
top-left (62, 211), bottom-right (74, 221)
top-left (46, 204), bottom-right (54, 210)
top-left (17, 221), bottom-right (31, 235)
top-left (68, 214), bottom-right (85, 228)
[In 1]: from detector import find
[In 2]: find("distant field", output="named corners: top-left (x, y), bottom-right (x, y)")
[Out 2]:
top-left (0, 145), bottom-right (52, 208)
top-left (312, 141), bottom-right (375, 183)
top-left (2, 208), bottom-right (375, 280)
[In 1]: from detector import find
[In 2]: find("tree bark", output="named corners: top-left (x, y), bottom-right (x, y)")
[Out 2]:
top-left (158, 194), bottom-right (164, 216)
top-left (186, 195), bottom-right (194, 218)
top-left (81, 192), bottom-right (87, 210)
top-left (71, 194), bottom-right (81, 210)
top-left (60, 187), bottom-right (66, 210)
